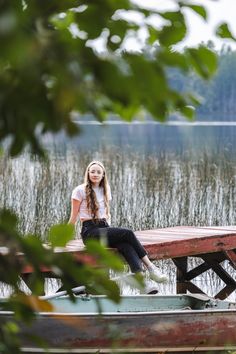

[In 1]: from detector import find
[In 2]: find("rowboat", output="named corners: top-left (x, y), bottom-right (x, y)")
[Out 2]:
top-left (1, 293), bottom-right (236, 353)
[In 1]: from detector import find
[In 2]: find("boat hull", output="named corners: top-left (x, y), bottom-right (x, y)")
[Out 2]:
top-left (18, 312), bottom-right (236, 349)
top-left (1, 295), bottom-right (236, 350)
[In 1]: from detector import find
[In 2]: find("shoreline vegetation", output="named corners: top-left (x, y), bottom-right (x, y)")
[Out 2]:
top-left (0, 149), bottom-right (235, 237)
top-left (169, 45), bottom-right (236, 118)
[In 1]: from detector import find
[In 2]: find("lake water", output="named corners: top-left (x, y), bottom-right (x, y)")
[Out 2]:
top-left (44, 120), bottom-right (236, 158)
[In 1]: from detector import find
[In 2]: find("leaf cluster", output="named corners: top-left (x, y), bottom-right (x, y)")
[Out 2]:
top-left (0, 209), bottom-right (124, 351)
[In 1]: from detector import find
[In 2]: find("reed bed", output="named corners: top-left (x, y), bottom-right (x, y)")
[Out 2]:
top-left (0, 147), bottom-right (235, 298)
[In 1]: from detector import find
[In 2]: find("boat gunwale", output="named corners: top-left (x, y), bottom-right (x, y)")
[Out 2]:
top-left (1, 308), bottom-right (236, 317)
top-left (1, 294), bottom-right (235, 317)
top-left (19, 345), bottom-right (236, 353)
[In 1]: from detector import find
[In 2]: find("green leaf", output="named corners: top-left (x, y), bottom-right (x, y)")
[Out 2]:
top-left (187, 46), bottom-right (218, 79)
top-left (3, 321), bottom-right (19, 334)
top-left (116, 271), bottom-right (144, 290)
top-left (0, 254), bottom-right (21, 286)
top-left (1, 321), bottom-right (21, 353)
top-left (160, 11), bottom-right (184, 22)
top-left (148, 101), bottom-right (168, 121)
top-left (147, 26), bottom-right (159, 45)
top-left (158, 11), bottom-right (187, 46)
top-left (86, 268), bottom-right (121, 303)
top-left (159, 24), bottom-right (186, 46)
top-left (216, 23), bottom-right (236, 41)
top-left (4, 294), bottom-right (36, 322)
top-left (158, 49), bottom-right (188, 70)
top-left (51, 10), bottom-right (75, 31)
top-left (187, 92), bottom-right (203, 106)
top-left (8, 294), bottom-right (53, 313)
top-left (48, 223), bottom-right (74, 247)
top-left (179, 105), bottom-right (195, 120)
top-left (181, 4), bottom-right (207, 21)
top-left (0, 209), bottom-right (18, 233)
top-left (85, 239), bottom-right (124, 271)
top-left (113, 102), bottom-right (139, 122)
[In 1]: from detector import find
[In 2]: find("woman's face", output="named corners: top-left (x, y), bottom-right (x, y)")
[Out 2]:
top-left (88, 164), bottom-right (104, 185)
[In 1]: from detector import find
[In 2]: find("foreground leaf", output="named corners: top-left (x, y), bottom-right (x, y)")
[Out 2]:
top-left (216, 23), bottom-right (236, 41)
top-left (48, 224), bottom-right (74, 247)
top-left (187, 46), bottom-right (218, 79)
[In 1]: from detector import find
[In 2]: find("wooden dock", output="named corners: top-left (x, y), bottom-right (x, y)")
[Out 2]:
top-left (62, 226), bottom-right (236, 300)
top-left (136, 226), bottom-right (236, 299)
top-left (3, 226), bottom-right (235, 300)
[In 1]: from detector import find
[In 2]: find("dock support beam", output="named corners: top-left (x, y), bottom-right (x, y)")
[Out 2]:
top-left (173, 251), bottom-right (236, 300)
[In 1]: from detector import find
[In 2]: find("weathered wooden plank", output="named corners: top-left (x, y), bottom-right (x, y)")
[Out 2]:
top-left (149, 225), bottom-right (236, 232)
top-left (201, 256), bottom-right (236, 286)
top-left (62, 239), bottom-right (231, 260)
top-left (136, 228), bottom-right (236, 237)
top-left (54, 227), bottom-right (236, 261)
top-left (172, 257), bottom-right (187, 294)
top-left (185, 262), bottom-right (212, 281)
top-left (144, 234), bottom-right (236, 260)
top-left (224, 249), bottom-right (236, 269)
top-left (185, 282), bottom-right (206, 295)
top-left (215, 284), bottom-right (236, 300)
top-left (200, 226), bottom-right (236, 231)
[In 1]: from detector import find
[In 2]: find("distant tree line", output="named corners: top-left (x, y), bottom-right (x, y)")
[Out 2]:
top-left (168, 42), bottom-right (236, 119)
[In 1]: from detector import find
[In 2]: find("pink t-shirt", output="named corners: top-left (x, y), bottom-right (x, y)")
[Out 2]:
top-left (71, 183), bottom-right (112, 220)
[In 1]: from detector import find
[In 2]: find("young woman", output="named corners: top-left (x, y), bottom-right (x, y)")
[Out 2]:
top-left (68, 160), bottom-right (168, 293)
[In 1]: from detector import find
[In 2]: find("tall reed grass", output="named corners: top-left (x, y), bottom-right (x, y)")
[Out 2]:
top-left (0, 149), bottom-right (235, 236)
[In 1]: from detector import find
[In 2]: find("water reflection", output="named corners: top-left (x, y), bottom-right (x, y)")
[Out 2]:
top-left (45, 121), bottom-right (236, 158)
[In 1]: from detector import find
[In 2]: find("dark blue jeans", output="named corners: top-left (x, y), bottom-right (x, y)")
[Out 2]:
top-left (81, 219), bottom-right (147, 273)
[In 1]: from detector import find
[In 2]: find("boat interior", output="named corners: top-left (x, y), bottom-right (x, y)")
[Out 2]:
top-left (48, 294), bottom-right (235, 314)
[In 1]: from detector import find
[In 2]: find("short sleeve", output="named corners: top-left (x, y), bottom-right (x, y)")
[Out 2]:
top-left (71, 185), bottom-right (84, 202)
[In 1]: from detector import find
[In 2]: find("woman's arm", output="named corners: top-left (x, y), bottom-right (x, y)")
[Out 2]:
top-left (68, 199), bottom-right (81, 225)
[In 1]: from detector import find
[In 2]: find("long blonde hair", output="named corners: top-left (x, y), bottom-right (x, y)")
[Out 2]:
top-left (84, 161), bottom-right (110, 220)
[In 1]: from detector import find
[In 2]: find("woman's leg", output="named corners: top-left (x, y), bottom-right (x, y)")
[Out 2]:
top-left (141, 255), bottom-right (154, 268)
top-left (115, 242), bottom-right (143, 273)
top-left (104, 227), bottom-right (147, 259)
top-left (82, 223), bottom-right (167, 282)
top-left (81, 225), bottom-right (143, 273)
top-left (104, 227), bottom-right (168, 283)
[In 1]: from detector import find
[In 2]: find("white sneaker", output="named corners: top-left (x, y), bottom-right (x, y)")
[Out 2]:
top-left (148, 267), bottom-right (168, 283)
top-left (142, 279), bottom-right (159, 295)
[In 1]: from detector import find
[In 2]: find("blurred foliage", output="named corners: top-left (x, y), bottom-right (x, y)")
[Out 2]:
top-left (0, 209), bottom-right (124, 352)
top-left (0, 0), bottom-right (236, 352)
top-left (0, 0), bottom-right (235, 156)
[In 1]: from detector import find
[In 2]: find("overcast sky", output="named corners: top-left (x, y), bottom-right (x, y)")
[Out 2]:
top-left (181, 0), bottom-right (236, 48)
top-left (126, 0), bottom-right (236, 50)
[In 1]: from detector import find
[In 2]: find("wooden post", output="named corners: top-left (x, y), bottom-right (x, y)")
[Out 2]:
top-left (173, 257), bottom-right (188, 294)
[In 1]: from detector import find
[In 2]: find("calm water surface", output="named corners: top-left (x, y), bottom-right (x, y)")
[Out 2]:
top-left (44, 120), bottom-right (236, 158)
